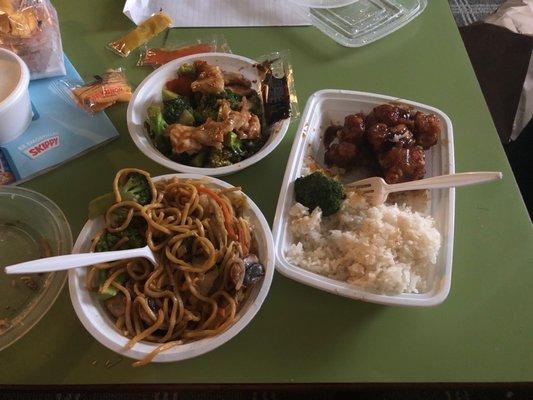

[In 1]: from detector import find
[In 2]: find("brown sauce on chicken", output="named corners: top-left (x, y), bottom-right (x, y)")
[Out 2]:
top-left (323, 103), bottom-right (441, 184)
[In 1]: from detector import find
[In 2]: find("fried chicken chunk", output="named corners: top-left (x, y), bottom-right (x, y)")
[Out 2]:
top-left (325, 141), bottom-right (358, 168)
top-left (414, 111), bottom-right (441, 149)
top-left (379, 145), bottom-right (426, 184)
top-left (191, 60), bottom-right (224, 94)
top-left (338, 114), bottom-right (365, 143)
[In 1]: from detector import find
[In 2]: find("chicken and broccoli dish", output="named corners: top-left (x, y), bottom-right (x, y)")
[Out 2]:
top-left (145, 60), bottom-right (289, 169)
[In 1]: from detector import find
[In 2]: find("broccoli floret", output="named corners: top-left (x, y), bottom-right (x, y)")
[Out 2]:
top-left (206, 147), bottom-right (242, 168)
top-left (194, 93), bottom-right (221, 124)
top-left (190, 150), bottom-right (208, 167)
top-left (147, 105), bottom-right (167, 138)
top-left (162, 89), bottom-right (179, 101)
top-left (146, 105), bottom-right (172, 156)
top-left (94, 218), bottom-right (147, 252)
top-left (294, 171), bottom-right (345, 217)
top-left (224, 89), bottom-right (241, 110)
top-left (163, 96), bottom-right (193, 124)
top-left (243, 134), bottom-right (267, 158)
top-left (224, 132), bottom-right (245, 156)
top-left (95, 232), bottom-right (122, 252)
top-left (178, 62), bottom-right (195, 77)
top-left (88, 172), bottom-right (152, 219)
top-left (194, 91), bottom-right (242, 124)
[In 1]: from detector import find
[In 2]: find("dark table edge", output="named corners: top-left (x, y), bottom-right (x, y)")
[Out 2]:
top-left (1, 382), bottom-right (532, 392)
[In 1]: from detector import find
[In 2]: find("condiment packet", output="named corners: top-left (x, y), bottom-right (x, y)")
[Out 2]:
top-left (255, 50), bottom-right (300, 124)
top-left (52, 69), bottom-right (133, 114)
top-left (137, 34), bottom-right (231, 68)
top-left (108, 11), bottom-right (172, 58)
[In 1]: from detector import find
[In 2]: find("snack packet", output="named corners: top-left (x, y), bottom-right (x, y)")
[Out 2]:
top-left (255, 50), bottom-right (300, 124)
top-left (137, 35), bottom-right (231, 68)
top-left (108, 11), bottom-right (172, 58)
top-left (69, 69), bottom-right (132, 114)
top-left (0, 0), bottom-right (66, 79)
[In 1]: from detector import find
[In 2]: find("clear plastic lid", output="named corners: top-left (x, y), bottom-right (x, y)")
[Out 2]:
top-left (293, 0), bottom-right (427, 47)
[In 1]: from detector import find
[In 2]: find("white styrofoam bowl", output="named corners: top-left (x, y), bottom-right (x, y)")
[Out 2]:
top-left (69, 173), bottom-right (275, 362)
top-left (0, 48), bottom-right (32, 144)
top-left (127, 53), bottom-right (291, 177)
top-left (273, 89), bottom-right (455, 307)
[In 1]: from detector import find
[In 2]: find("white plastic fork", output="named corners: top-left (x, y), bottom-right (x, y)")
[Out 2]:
top-left (346, 172), bottom-right (503, 205)
top-left (4, 246), bottom-right (157, 275)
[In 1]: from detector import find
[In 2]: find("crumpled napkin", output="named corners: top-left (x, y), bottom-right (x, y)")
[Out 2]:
top-left (123, 0), bottom-right (309, 27)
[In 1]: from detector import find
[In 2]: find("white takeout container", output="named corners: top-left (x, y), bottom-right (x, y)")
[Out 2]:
top-left (0, 48), bottom-right (32, 143)
top-left (272, 89), bottom-right (455, 307)
top-left (127, 53), bottom-right (291, 177)
top-left (69, 173), bottom-right (275, 363)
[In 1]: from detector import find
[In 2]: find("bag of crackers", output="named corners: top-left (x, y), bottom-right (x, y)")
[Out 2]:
top-left (0, 0), bottom-right (66, 80)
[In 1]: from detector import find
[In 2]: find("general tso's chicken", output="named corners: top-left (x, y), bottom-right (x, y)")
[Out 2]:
top-left (324, 125), bottom-right (341, 147)
top-left (389, 124), bottom-right (415, 148)
top-left (338, 114), bottom-right (365, 143)
top-left (378, 145), bottom-right (426, 184)
top-left (373, 104), bottom-right (414, 128)
top-left (414, 111), bottom-right (441, 149)
top-left (218, 98), bottom-right (261, 140)
top-left (167, 120), bottom-right (227, 154)
top-left (324, 141), bottom-right (358, 168)
top-left (191, 60), bottom-right (224, 94)
top-left (366, 123), bottom-right (390, 152)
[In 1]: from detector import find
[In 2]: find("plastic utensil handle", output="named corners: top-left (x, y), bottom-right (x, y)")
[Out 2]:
top-left (4, 247), bottom-right (149, 274)
top-left (387, 172), bottom-right (503, 193)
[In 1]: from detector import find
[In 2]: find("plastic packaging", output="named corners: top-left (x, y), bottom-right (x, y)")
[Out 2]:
top-left (255, 50), bottom-right (300, 123)
top-left (66, 69), bottom-right (133, 114)
top-left (0, 0), bottom-right (66, 79)
top-left (107, 11), bottom-right (172, 58)
top-left (272, 89), bottom-right (455, 307)
top-left (292, 0), bottom-right (427, 47)
top-left (137, 35), bottom-right (231, 68)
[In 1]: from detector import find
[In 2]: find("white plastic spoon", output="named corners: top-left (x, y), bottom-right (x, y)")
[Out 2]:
top-left (4, 246), bottom-right (157, 275)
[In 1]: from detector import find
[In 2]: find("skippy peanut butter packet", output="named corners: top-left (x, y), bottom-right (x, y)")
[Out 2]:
top-left (70, 69), bottom-right (132, 114)
top-left (108, 11), bottom-right (172, 57)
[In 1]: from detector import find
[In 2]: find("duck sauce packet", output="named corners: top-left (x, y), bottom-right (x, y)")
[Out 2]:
top-left (70, 69), bottom-right (132, 114)
top-left (108, 11), bottom-right (172, 58)
top-left (137, 35), bottom-right (231, 68)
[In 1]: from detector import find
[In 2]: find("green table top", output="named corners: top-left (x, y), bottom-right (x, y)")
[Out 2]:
top-left (1, 0), bottom-right (532, 385)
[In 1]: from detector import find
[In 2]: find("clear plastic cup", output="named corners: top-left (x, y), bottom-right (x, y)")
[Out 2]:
top-left (291, 0), bottom-right (427, 47)
top-left (0, 186), bottom-right (72, 350)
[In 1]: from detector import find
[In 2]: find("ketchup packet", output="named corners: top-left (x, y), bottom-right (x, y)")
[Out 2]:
top-left (137, 35), bottom-right (231, 68)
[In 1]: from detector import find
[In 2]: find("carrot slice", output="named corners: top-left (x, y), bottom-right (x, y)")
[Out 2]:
top-left (197, 187), bottom-right (237, 240)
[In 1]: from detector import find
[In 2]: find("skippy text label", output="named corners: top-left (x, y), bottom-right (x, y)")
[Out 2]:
top-left (18, 134), bottom-right (60, 159)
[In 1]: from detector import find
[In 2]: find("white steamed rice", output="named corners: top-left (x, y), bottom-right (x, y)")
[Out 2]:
top-left (286, 191), bottom-right (441, 294)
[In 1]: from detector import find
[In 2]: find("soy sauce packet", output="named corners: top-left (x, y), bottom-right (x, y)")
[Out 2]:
top-left (255, 50), bottom-right (300, 124)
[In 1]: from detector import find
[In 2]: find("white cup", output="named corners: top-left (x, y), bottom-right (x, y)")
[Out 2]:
top-left (0, 48), bottom-right (32, 144)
